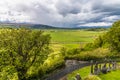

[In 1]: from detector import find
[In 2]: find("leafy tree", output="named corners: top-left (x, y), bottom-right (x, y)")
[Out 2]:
top-left (90, 20), bottom-right (120, 52)
top-left (0, 28), bottom-right (51, 80)
top-left (105, 20), bottom-right (120, 52)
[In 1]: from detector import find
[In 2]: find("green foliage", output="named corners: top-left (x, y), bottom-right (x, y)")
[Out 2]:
top-left (93, 36), bottom-right (104, 48)
top-left (79, 48), bottom-right (110, 60)
top-left (60, 47), bottom-right (67, 57)
top-left (83, 35), bottom-right (107, 51)
top-left (105, 20), bottom-right (120, 52)
top-left (45, 60), bottom-right (65, 74)
top-left (62, 46), bottom-right (111, 61)
top-left (60, 48), bottom-right (82, 60)
top-left (67, 48), bottom-right (81, 55)
top-left (84, 43), bottom-right (94, 51)
top-left (84, 35), bottom-right (108, 51)
top-left (0, 28), bottom-right (51, 80)
top-left (27, 66), bottom-right (45, 80)
top-left (59, 47), bottom-right (110, 61)
top-left (33, 49), bottom-right (65, 79)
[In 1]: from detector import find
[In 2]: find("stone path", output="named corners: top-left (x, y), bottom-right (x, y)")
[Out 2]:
top-left (45, 60), bottom-right (90, 80)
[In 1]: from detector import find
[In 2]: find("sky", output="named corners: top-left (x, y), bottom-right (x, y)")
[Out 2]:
top-left (0, 0), bottom-right (120, 27)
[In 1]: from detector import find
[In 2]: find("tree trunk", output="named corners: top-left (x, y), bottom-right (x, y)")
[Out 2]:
top-left (17, 68), bottom-right (27, 80)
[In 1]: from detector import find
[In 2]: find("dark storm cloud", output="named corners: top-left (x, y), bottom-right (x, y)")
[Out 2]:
top-left (55, 0), bottom-right (82, 16)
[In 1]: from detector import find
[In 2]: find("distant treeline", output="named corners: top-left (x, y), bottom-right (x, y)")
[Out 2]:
top-left (85, 28), bottom-right (108, 31)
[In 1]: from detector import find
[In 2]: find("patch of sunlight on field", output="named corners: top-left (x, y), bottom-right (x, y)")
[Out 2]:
top-left (50, 43), bottom-right (86, 51)
top-left (63, 43), bottom-right (86, 49)
top-left (46, 30), bottom-right (105, 52)
top-left (50, 44), bottom-right (63, 51)
top-left (45, 30), bottom-right (105, 43)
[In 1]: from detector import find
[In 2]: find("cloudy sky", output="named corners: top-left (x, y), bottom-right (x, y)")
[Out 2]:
top-left (0, 0), bottom-right (120, 27)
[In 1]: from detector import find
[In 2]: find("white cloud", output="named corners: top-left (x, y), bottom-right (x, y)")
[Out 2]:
top-left (79, 22), bottom-right (112, 27)
top-left (102, 15), bottom-right (120, 22)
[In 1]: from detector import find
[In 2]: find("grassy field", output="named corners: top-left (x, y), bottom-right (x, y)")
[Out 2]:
top-left (67, 66), bottom-right (90, 80)
top-left (45, 30), bottom-right (104, 43)
top-left (44, 29), bottom-right (106, 50)
top-left (67, 64), bottom-right (120, 80)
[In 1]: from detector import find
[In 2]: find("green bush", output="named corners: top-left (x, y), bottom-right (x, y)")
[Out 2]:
top-left (45, 61), bottom-right (65, 74)
top-left (93, 36), bottom-right (104, 48)
top-left (66, 48), bottom-right (81, 55)
top-left (84, 75), bottom-right (101, 80)
top-left (62, 47), bottom-right (111, 61)
top-left (60, 48), bottom-right (82, 60)
top-left (79, 48), bottom-right (110, 61)
top-left (84, 43), bottom-right (94, 51)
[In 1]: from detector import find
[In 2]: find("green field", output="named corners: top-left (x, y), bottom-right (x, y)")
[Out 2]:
top-left (44, 29), bottom-right (106, 50)
top-left (45, 30), bottom-right (104, 43)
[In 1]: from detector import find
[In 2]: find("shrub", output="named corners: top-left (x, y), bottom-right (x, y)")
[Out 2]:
top-left (79, 48), bottom-right (110, 61)
top-left (84, 43), bottom-right (94, 51)
top-left (45, 61), bottom-right (65, 74)
top-left (61, 48), bottom-right (81, 60)
top-left (66, 48), bottom-right (81, 55)
top-left (93, 35), bottom-right (105, 48)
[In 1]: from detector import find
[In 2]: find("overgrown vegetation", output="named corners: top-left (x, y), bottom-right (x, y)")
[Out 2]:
top-left (0, 28), bottom-right (51, 80)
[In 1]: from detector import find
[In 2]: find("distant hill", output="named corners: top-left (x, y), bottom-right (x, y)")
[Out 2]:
top-left (0, 22), bottom-right (110, 29)
top-left (0, 23), bottom-right (58, 29)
